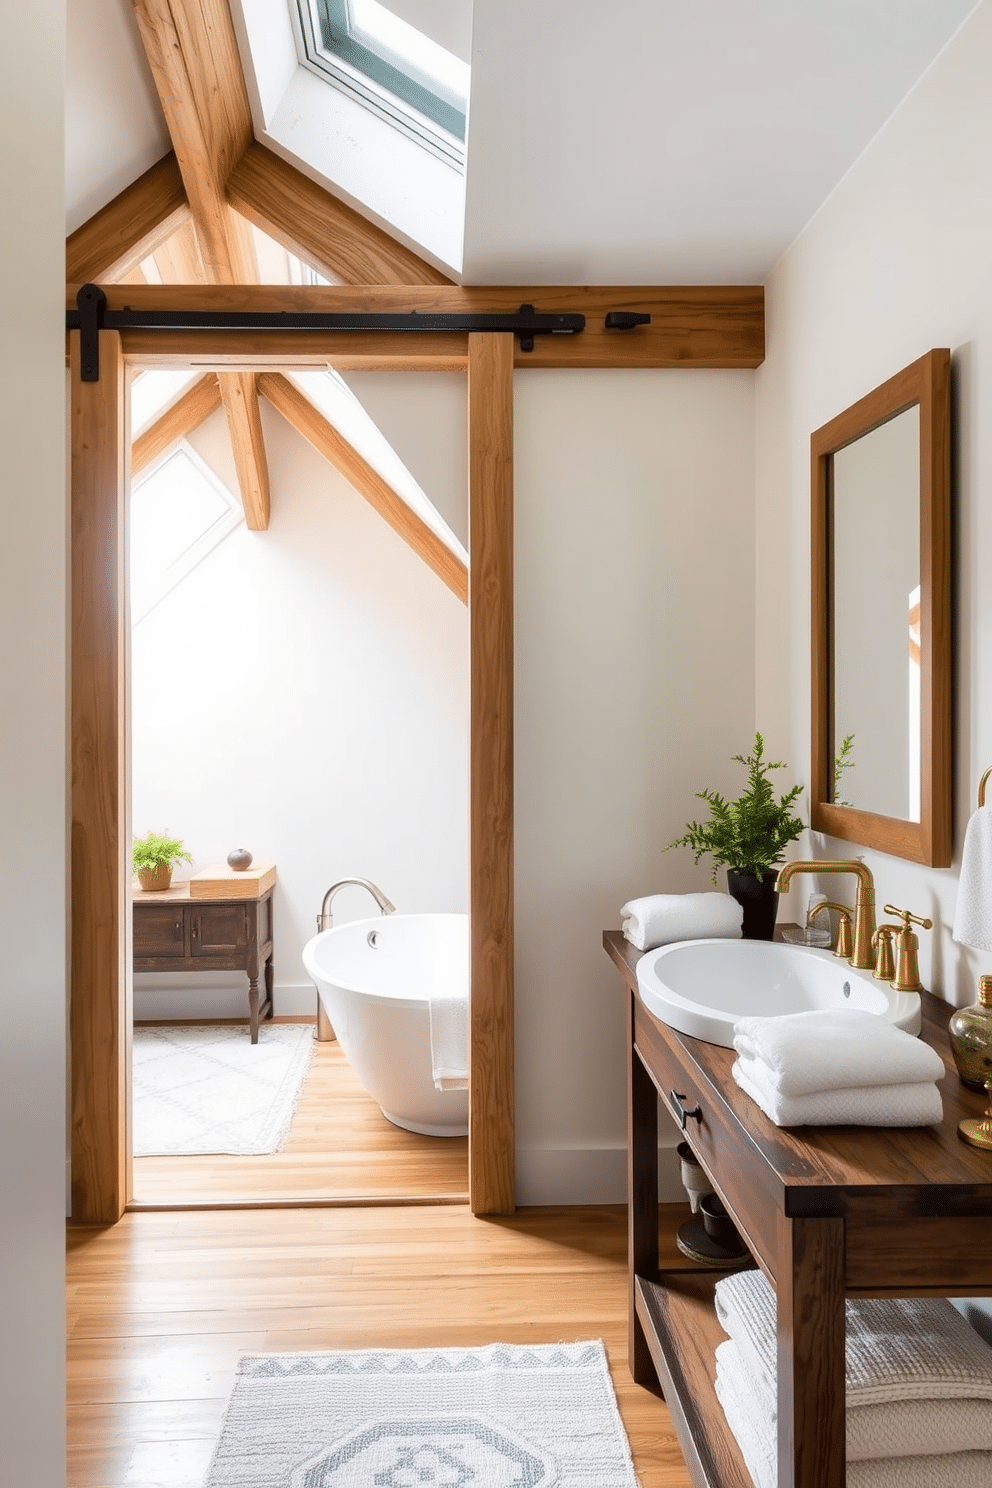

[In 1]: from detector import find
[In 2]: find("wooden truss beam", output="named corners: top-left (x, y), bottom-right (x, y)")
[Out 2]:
top-left (152, 219), bottom-right (206, 285)
top-left (68, 284), bottom-right (765, 370)
top-left (129, 0), bottom-right (270, 528)
top-left (227, 143), bottom-right (453, 287)
top-left (66, 153), bottom-right (188, 284)
top-left (258, 373), bottom-right (467, 602)
top-left (129, 0), bottom-right (256, 285)
top-left (132, 373), bottom-right (223, 475)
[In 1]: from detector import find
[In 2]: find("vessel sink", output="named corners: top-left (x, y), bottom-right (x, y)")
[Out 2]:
top-left (635, 938), bottom-right (922, 1048)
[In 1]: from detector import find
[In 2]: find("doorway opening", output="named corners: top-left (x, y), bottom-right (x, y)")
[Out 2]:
top-left (126, 364), bottom-right (470, 1207)
top-left (68, 314), bottom-right (516, 1225)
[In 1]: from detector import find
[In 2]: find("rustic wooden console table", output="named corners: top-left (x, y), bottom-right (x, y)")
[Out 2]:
top-left (605, 929), bottom-right (992, 1488)
top-left (134, 884), bottom-right (274, 1042)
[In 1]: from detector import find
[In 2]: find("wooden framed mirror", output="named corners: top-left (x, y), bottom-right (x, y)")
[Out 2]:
top-left (810, 348), bottom-right (952, 865)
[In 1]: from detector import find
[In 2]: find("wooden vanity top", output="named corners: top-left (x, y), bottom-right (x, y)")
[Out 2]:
top-left (605, 929), bottom-right (992, 1219)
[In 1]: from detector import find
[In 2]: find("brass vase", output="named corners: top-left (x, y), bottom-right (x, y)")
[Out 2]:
top-left (949, 975), bottom-right (992, 1093)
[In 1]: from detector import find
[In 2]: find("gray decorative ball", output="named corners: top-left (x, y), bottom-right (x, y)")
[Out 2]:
top-left (227, 848), bottom-right (253, 871)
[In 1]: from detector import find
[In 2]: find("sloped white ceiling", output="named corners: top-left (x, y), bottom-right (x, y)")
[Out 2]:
top-left (65, 0), bottom-right (170, 234)
top-left (66, 0), bottom-right (981, 281)
top-left (461, 0), bottom-right (981, 282)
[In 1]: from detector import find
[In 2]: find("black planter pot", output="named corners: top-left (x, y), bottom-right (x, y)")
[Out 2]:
top-left (726, 868), bottom-right (779, 941)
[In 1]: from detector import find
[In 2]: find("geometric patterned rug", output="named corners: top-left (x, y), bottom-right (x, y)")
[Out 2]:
top-left (204, 1341), bottom-right (639, 1487)
top-left (132, 1023), bottom-right (314, 1156)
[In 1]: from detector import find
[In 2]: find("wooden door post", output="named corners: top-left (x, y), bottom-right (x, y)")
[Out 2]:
top-left (468, 332), bottom-right (515, 1215)
top-left (70, 330), bottom-right (130, 1224)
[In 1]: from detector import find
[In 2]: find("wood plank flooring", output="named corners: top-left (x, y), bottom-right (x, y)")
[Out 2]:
top-left (131, 1024), bottom-right (468, 1206)
top-left (67, 1203), bottom-right (696, 1488)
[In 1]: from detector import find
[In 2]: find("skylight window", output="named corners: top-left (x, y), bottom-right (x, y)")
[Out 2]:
top-left (293, 0), bottom-right (468, 168)
top-left (130, 446), bottom-right (243, 624)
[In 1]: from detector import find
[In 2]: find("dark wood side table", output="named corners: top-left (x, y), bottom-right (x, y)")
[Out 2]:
top-left (605, 928), bottom-right (992, 1488)
top-left (133, 883), bottom-right (274, 1042)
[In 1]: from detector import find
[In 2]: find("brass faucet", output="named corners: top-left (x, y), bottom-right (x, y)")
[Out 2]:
top-left (808, 901), bottom-right (853, 959)
top-left (880, 905), bottom-right (932, 993)
top-left (774, 860), bottom-right (877, 970)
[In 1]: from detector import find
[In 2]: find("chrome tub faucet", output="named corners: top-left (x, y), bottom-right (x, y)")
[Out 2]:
top-left (317, 877), bottom-right (396, 933)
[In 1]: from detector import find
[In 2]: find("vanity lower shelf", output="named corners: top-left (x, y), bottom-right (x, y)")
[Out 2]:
top-left (635, 1270), bottom-right (754, 1488)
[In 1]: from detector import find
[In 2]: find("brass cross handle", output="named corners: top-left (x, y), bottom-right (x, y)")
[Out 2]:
top-left (881, 905), bottom-right (932, 992)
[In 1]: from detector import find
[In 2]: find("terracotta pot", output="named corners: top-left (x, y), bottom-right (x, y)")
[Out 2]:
top-left (137, 863), bottom-right (173, 893)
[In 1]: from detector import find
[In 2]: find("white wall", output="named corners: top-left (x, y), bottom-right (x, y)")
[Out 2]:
top-left (1, 0), bottom-right (66, 1482)
top-left (514, 370), bottom-right (756, 1203)
top-left (132, 368), bottom-right (756, 1205)
top-left (755, 0), bottom-right (992, 1008)
top-left (131, 391), bottom-right (470, 1020)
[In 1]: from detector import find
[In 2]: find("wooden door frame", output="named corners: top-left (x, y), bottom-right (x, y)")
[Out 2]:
top-left (69, 329), bottom-right (516, 1221)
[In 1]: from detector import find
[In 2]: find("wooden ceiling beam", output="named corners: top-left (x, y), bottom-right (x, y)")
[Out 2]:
top-left (128, 0), bottom-right (271, 527)
top-left (71, 283), bottom-right (765, 369)
top-left (66, 153), bottom-right (188, 284)
top-left (152, 220), bottom-right (206, 285)
top-left (227, 143), bottom-right (453, 287)
top-left (129, 0), bottom-right (256, 286)
top-left (258, 372), bottom-right (467, 603)
top-left (132, 373), bottom-right (223, 475)
top-left (220, 371), bottom-right (270, 530)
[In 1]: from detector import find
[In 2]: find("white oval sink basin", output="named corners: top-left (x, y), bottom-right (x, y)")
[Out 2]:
top-left (636, 938), bottom-right (922, 1047)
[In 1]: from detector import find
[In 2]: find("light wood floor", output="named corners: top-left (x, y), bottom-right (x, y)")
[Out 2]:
top-left (131, 1024), bottom-right (468, 1206)
top-left (67, 1203), bottom-right (695, 1488)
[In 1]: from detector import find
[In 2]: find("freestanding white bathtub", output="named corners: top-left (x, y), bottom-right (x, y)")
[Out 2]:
top-left (302, 913), bottom-right (468, 1136)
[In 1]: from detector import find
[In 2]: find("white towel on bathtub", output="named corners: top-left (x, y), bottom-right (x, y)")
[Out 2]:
top-left (430, 995), bottom-right (469, 1090)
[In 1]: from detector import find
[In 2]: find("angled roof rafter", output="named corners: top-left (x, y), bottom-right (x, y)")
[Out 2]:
top-left (258, 371), bottom-right (467, 603)
top-left (131, 373), bottom-right (223, 476)
top-left (227, 143), bottom-right (453, 287)
top-left (66, 153), bottom-right (189, 285)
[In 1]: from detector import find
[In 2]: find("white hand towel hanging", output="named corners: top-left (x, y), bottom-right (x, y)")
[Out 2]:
top-left (953, 804), bottom-right (992, 950)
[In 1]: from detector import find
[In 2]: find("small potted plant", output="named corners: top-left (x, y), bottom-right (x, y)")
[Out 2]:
top-left (132, 830), bottom-right (192, 893)
top-left (665, 733), bottom-right (804, 939)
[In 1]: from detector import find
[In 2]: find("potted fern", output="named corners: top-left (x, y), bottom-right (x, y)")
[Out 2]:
top-left (132, 830), bottom-right (192, 893)
top-left (665, 734), bottom-right (804, 939)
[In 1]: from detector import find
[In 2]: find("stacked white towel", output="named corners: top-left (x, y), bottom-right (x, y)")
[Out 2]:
top-left (714, 1269), bottom-right (992, 1488)
top-left (731, 1009), bottom-right (944, 1126)
top-left (620, 892), bottom-right (742, 951)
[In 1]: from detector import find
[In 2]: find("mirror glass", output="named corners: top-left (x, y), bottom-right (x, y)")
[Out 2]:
top-left (810, 348), bottom-right (951, 867)
top-left (830, 405), bottom-right (920, 821)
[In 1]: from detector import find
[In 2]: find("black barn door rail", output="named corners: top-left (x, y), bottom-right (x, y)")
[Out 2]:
top-left (67, 284), bottom-right (606, 381)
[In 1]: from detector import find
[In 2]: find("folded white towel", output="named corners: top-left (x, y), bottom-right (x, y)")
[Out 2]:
top-left (715, 1269), bottom-right (992, 1408)
top-left (619, 892), bottom-right (742, 951)
top-left (954, 805), bottom-right (992, 950)
top-left (429, 995), bottom-right (468, 1091)
top-left (732, 1058), bottom-right (942, 1126)
top-left (715, 1339), bottom-right (992, 1488)
top-left (733, 1009), bottom-right (944, 1096)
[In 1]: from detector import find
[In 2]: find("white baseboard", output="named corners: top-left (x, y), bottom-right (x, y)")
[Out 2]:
top-left (132, 979), bottom-right (319, 1021)
top-left (515, 1141), bottom-right (684, 1207)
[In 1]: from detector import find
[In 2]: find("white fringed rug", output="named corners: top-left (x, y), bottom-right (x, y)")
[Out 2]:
top-left (132, 1024), bottom-right (314, 1156)
top-left (205, 1341), bottom-right (638, 1488)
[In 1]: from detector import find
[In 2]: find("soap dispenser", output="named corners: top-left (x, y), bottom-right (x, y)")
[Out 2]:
top-left (949, 975), bottom-right (992, 1093)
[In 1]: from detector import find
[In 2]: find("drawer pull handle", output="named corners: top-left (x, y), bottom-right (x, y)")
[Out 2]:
top-left (671, 1091), bottom-right (702, 1131)
top-left (174, 921), bottom-right (182, 939)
